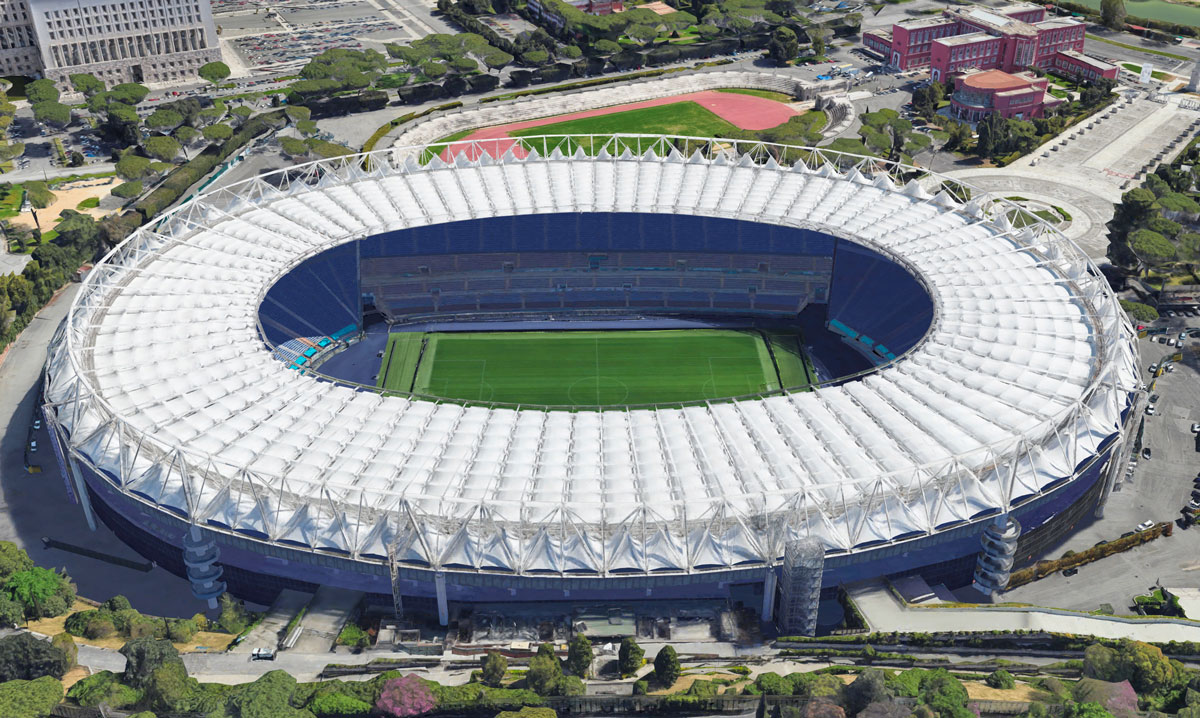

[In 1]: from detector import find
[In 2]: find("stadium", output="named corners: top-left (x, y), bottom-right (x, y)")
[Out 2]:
top-left (43, 135), bottom-right (1139, 626)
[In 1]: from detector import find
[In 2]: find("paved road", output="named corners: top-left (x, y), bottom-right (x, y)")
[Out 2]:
top-left (0, 284), bottom-right (208, 618)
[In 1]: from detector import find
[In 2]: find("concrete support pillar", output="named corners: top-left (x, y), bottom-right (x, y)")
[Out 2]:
top-left (761, 566), bottom-right (778, 623)
top-left (68, 460), bottom-right (97, 531)
top-left (435, 571), bottom-right (448, 626)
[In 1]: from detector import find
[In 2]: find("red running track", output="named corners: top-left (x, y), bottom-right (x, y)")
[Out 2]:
top-left (438, 90), bottom-right (797, 161)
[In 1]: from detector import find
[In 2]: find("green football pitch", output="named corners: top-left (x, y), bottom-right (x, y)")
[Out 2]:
top-left (377, 329), bottom-right (813, 406)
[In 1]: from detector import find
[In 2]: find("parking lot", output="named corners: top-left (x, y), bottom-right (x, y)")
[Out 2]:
top-left (1004, 309), bottom-right (1200, 612)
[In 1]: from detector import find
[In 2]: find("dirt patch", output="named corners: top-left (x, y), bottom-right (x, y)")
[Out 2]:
top-left (61, 665), bottom-right (91, 691)
top-left (10, 179), bottom-right (116, 230)
top-left (964, 682), bottom-right (1052, 702)
top-left (650, 671), bottom-right (744, 696)
top-left (26, 600), bottom-right (235, 654)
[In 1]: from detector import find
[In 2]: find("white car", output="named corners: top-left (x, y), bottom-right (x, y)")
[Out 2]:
top-left (1137, 520), bottom-right (1155, 532)
top-left (1189, 499), bottom-right (1200, 510)
top-left (1167, 364), bottom-right (1176, 373)
top-left (1191, 423), bottom-right (1200, 433)
top-left (1146, 405), bottom-right (1156, 415)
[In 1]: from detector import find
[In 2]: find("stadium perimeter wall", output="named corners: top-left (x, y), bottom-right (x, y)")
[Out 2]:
top-left (388, 71), bottom-right (855, 153)
top-left (69, 436), bottom-right (1119, 608)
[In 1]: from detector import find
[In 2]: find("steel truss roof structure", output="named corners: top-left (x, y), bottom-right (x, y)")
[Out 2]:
top-left (44, 135), bottom-right (1139, 577)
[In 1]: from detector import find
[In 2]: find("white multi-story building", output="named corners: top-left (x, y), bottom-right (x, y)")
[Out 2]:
top-left (0, 0), bottom-right (220, 89)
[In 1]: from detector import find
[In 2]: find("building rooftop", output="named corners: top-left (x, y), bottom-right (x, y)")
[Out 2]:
top-left (948, 6), bottom-right (1038, 37)
top-left (961, 68), bottom-right (1034, 90)
top-left (936, 31), bottom-right (996, 47)
top-left (896, 15), bottom-right (958, 29)
top-left (1034, 17), bottom-right (1084, 30)
top-left (1057, 49), bottom-right (1118, 72)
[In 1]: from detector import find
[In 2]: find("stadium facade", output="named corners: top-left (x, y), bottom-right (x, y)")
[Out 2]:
top-left (43, 136), bottom-right (1140, 623)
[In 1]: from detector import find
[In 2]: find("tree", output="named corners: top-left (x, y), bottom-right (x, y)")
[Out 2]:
top-left (31, 102), bottom-right (70, 130)
top-left (593, 39), bottom-right (621, 55)
top-left (942, 120), bottom-right (972, 152)
top-left (115, 154), bottom-right (151, 180)
top-left (986, 670), bottom-right (1015, 690)
top-left (567, 633), bottom-right (593, 677)
top-left (25, 79), bottom-right (59, 105)
top-left (0, 597), bottom-right (22, 628)
top-left (0, 633), bottom-right (69, 681)
top-left (145, 109), bottom-right (183, 131)
top-left (66, 670), bottom-right (140, 709)
top-left (227, 669), bottom-right (307, 718)
top-left (0, 676), bottom-right (63, 718)
top-left (144, 661), bottom-right (197, 713)
top-left (847, 669), bottom-right (891, 715)
top-left (1101, 0), bottom-right (1126, 29)
top-left (1129, 228), bottom-right (1176, 271)
top-left (4, 567), bottom-right (73, 619)
top-left (1116, 188), bottom-right (1158, 229)
top-left (108, 83), bottom-right (150, 105)
top-left (480, 650), bottom-right (507, 687)
top-left (653, 645), bottom-right (681, 687)
top-left (202, 123), bottom-right (233, 142)
top-left (198, 61), bottom-right (232, 85)
top-left (1065, 702), bottom-right (1116, 718)
top-left (860, 702), bottom-right (914, 718)
top-left (68, 151), bottom-right (84, 167)
top-left (120, 638), bottom-right (184, 692)
top-left (767, 26), bottom-right (800, 66)
top-left (376, 674), bottom-right (436, 717)
top-left (0, 543), bottom-right (32, 580)
top-left (919, 670), bottom-right (974, 718)
top-left (809, 27), bottom-right (828, 58)
top-left (70, 73), bottom-right (106, 97)
top-left (618, 637), bottom-right (643, 677)
top-left (527, 652), bottom-right (562, 695)
top-left (279, 136), bottom-right (309, 158)
top-left (142, 136), bottom-right (181, 162)
top-left (217, 592), bottom-right (251, 634)
top-left (174, 126), bottom-right (200, 146)
top-left (296, 120), bottom-right (319, 137)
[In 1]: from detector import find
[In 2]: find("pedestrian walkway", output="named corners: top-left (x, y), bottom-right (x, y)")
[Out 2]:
top-left (229, 588), bottom-right (312, 655)
top-left (290, 585), bottom-right (363, 653)
top-left (848, 581), bottom-right (1200, 642)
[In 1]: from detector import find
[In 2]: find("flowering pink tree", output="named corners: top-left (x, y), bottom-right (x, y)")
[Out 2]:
top-left (376, 674), bottom-right (437, 718)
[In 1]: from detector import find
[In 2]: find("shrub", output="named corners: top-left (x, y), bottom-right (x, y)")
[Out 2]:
top-left (128, 615), bottom-right (165, 639)
top-left (632, 680), bottom-right (649, 695)
top-left (481, 651), bottom-right (507, 687)
top-left (337, 623), bottom-right (370, 648)
top-left (51, 633), bottom-right (76, 670)
top-left (67, 670), bottom-right (142, 708)
top-left (111, 181), bottom-right (143, 200)
top-left (86, 616), bottom-right (116, 639)
top-left (0, 675), bottom-right (63, 718)
top-left (983, 670), bottom-right (1014, 690)
top-left (167, 618), bottom-right (198, 643)
top-left (310, 690), bottom-right (373, 717)
top-left (688, 679), bottom-right (718, 697)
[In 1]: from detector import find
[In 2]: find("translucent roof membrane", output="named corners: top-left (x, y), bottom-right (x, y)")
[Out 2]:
top-left (44, 139), bottom-right (1139, 576)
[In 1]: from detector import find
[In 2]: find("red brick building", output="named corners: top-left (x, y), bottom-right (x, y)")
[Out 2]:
top-left (949, 69), bottom-right (1064, 121)
top-left (863, 3), bottom-right (1118, 84)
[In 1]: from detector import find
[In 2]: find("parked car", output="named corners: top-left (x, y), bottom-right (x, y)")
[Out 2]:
top-left (1136, 520), bottom-right (1155, 532)
top-left (1191, 423), bottom-right (1200, 433)
top-left (1167, 364), bottom-right (1176, 373)
top-left (1150, 363), bottom-right (1159, 373)
top-left (1189, 499), bottom-right (1200, 510)
top-left (1146, 405), bottom-right (1156, 415)
top-left (32, 419), bottom-right (40, 430)
top-left (28, 440), bottom-right (36, 453)
top-left (1150, 394), bottom-right (1160, 404)
top-left (1143, 447), bottom-right (1152, 459)
top-left (251, 647), bottom-right (275, 661)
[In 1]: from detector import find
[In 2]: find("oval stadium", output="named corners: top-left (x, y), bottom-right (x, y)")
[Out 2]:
top-left (42, 135), bottom-right (1140, 630)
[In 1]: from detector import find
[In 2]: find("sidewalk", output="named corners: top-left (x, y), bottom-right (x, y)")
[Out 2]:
top-left (848, 582), bottom-right (1200, 642)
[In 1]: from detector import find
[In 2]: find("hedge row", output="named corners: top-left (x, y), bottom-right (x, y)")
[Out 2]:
top-left (1006, 522), bottom-right (1169, 589)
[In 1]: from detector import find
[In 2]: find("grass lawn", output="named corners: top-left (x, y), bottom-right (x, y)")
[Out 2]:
top-left (717, 88), bottom-right (795, 102)
top-left (378, 332), bottom-right (426, 392)
top-left (1087, 34), bottom-right (1188, 61)
top-left (421, 128), bottom-right (478, 162)
top-left (394, 329), bottom-right (784, 406)
top-left (511, 102), bottom-right (746, 144)
top-left (1121, 62), bottom-right (1170, 80)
